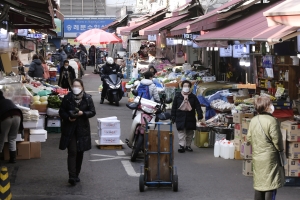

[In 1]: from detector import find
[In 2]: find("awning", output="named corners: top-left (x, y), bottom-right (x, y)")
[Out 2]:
top-left (170, 21), bottom-right (192, 36)
top-left (1, 0), bottom-right (59, 29)
top-left (263, 0), bottom-right (300, 27)
top-left (188, 0), bottom-right (260, 32)
top-left (116, 9), bottom-right (168, 36)
top-left (194, 1), bottom-right (300, 45)
top-left (101, 15), bottom-right (128, 31)
top-left (139, 14), bottom-right (188, 36)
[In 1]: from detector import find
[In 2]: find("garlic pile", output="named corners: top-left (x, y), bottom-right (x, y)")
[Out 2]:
top-left (210, 99), bottom-right (235, 111)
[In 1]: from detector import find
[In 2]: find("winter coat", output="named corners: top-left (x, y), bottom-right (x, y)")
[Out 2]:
top-left (59, 51), bottom-right (67, 66)
top-left (28, 59), bottom-right (44, 78)
top-left (73, 58), bottom-right (84, 78)
top-left (68, 59), bottom-right (79, 78)
top-left (41, 63), bottom-right (50, 79)
top-left (101, 63), bottom-right (121, 75)
top-left (0, 99), bottom-right (24, 131)
top-left (58, 66), bottom-right (76, 90)
top-left (136, 79), bottom-right (160, 102)
top-left (247, 112), bottom-right (285, 191)
top-left (171, 92), bottom-right (203, 131)
top-left (59, 92), bottom-right (96, 151)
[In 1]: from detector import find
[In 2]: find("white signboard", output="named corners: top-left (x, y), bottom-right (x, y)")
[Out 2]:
top-left (233, 44), bottom-right (250, 58)
top-left (219, 46), bottom-right (232, 57)
top-left (192, 35), bottom-right (200, 48)
top-left (166, 38), bottom-right (175, 46)
top-left (148, 35), bottom-right (157, 41)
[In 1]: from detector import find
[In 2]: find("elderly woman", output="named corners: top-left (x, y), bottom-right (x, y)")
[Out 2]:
top-left (171, 80), bottom-right (203, 153)
top-left (247, 96), bottom-right (285, 200)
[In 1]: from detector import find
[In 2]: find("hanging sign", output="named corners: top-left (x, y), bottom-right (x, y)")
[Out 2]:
top-left (219, 46), bottom-right (232, 57)
top-left (192, 35), bottom-right (200, 48)
top-left (233, 44), bottom-right (250, 58)
top-left (166, 38), bottom-right (175, 46)
top-left (148, 35), bottom-right (156, 41)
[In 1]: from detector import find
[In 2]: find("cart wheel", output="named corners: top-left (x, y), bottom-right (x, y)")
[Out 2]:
top-left (139, 174), bottom-right (145, 192)
top-left (172, 175), bottom-right (178, 192)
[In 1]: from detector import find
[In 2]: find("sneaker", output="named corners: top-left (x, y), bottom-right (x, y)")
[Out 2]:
top-left (178, 145), bottom-right (185, 153)
top-left (186, 146), bottom-right (193, 152)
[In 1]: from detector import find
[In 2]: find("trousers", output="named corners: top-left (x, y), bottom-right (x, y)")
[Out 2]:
top-left (177, 129), bottom-right (194, 147)
top-left (0, 116), bottom-right (21, 152)
top-left (254, 190), bottom-right (277, 200)
top-left (67, 134), bottom-right (84, 178)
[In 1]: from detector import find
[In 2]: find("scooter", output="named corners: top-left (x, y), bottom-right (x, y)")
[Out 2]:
top-left (101, 73), bottom-right (123, 106)
top-left (125, 90), bottom-right (172, 162)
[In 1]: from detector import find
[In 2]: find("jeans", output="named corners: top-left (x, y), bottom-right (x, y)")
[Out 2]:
top-left (0, 116), bottom-right (21, 152)
top-left (67, 134), bottom-right (84, 178)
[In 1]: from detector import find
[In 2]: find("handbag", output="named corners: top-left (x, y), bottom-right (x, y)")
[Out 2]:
top-left (257, 116), bottom-right (287, 166)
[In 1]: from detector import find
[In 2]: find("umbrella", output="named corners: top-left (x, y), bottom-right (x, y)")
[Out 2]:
top-left (75, 29), bottom-right (121, 45)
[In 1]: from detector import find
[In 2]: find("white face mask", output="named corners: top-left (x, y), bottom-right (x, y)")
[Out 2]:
top-left (269, 104), bottom-right (275, 114)
top-left (182, 87), bottom-right (190, 93)
top-left (64, 65), bottom-right (68, 68)
top-left (72, 87), bottom-right (82, 95)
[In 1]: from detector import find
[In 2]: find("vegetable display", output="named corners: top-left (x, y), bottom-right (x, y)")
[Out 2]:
top-left (48, 95), bottom-right (62, 109)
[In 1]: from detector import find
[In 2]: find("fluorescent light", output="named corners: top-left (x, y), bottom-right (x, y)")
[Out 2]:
top-left (243, 45), bottom-right (247, 53)
top-left (206, 47), bottom-right (209, 51)
top-left (239, 58), bottom-right (245, 66)
top-left (252, 45), bottom-right (255, 52)
top-left (210, 47), bottom-right (213, 51)
top-left (245, 61), bottom-right (250, 67)
top-left (214, 47), bottom-right (219, 51)
top-left (297, 54), bottom-right (300, 58)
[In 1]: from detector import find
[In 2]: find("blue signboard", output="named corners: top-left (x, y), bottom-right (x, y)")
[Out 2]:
top-left (63, 19), bottom-right (115, 38)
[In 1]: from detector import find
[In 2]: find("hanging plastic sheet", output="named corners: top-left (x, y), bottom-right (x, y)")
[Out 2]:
top-left (197, 95), bottom-right (216, 120)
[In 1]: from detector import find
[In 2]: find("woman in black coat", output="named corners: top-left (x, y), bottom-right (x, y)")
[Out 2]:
top-left (171, 80), bottom-right (203, 153)
top-left (59, 79), bottom-right (96, 186)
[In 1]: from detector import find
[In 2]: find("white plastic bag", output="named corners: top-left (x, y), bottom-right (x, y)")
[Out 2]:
top-left (47, 108), bottom-right (60, 116)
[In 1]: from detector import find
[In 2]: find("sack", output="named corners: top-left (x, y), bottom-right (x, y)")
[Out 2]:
top-left (137, 83), bottom-right (151, 100)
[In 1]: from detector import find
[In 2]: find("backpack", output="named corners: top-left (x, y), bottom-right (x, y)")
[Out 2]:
top-left (137, 83), bottom-right (151, 100)
top-left (66, 46), bottom-right (72, 54)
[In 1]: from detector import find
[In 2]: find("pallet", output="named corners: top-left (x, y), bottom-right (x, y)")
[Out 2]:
top-left (95, 140), bottom-right (124, 150)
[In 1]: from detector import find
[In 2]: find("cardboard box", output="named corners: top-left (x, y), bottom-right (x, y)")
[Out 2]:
top-left (287, 142), bottom-right (300, 159)
top-left (98, 129), bottom-right (121, 137)
top-left (287, 159), bottom-right (300, 177)
top-left (234, 150), bottom-right (243, 160)
top-left (240, 142), bottom-right (252, 159)
top-left (233, 113), bottom-right (253, 124)
top-left (242, 118), bottom-right (251, 135)
top-left (23, 120), bottom-right (38, 129)
top-left (234, 124), bottom-right (242, 140)
top-left (30, 129), bottom-right (47, 142)
top-left (97, 116), bottom-right (117, 127)
top-left (99, 136), bottom-right (120, 144)
top-left (243, 160), bottom-right (253, 176)
top-left (24, 129), bottom-right (30, 141)
top-left (3, 141), bottom-right (30, 160)
top-left (280, 121), bottom-right (300, 142)
top-left (30, 142), bottom-right (41, 159)
top-left (99, 119), bottom-right (120, 130)
top-left (233, 139), bottom-right (242, 151)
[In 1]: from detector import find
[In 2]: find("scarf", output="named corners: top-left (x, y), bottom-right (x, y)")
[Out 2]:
top-left (178, 91), bottom-right (192, 111)
top-left (73, 91), bottom-right (84, 105)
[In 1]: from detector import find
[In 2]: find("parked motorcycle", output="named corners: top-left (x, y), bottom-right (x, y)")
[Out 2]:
top-left (125, 90), bottom-right (172, 162)
top-left (101, 74), bottom-right (123, 106)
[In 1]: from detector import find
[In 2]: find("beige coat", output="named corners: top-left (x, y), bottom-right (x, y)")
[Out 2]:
top-left (247, 113), bottom-right (285, 191)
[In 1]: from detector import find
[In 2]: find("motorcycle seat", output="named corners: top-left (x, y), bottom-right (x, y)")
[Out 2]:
top-left (157, 112), bottom-right (171, 120)
top-left (126, 102), bottom-right (139, 110)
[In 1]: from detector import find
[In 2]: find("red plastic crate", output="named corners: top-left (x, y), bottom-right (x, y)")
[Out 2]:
top-left (49, 71), bottom-right (57, 78)
top-left (55, 88), bottom-right (68, 95)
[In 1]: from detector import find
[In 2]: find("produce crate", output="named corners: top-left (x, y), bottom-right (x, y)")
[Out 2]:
top-left (49, 71), bottom-right (57, 78)
top-left (46, 127), bottom-right (61, 133)
top-left (54, 88), bottom-right (69, 95)
top-left (164, 82), bottom-right (179, 88)
top-left (30, 104), bottom-right (47, 113)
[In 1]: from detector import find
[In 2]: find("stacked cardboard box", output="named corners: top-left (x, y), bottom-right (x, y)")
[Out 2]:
top-left (97, 117), bottom-right (121, 145)
top-left (280, 121), bottom-right (300, 178)
top-left (232, 113), bottom-right (253, 160)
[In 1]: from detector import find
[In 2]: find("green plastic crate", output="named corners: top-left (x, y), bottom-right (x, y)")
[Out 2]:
top-left (46, 127), bottom-right (61, 133)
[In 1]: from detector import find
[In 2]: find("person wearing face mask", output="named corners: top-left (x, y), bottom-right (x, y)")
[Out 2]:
top-left (58, 60), bottom-right (76, 91)
top-left (247, 96), bottom-right (284, 200)
top-left (136, 71), bottom-right (160, 102)
top-left (171, 80), bottom-right (203, 153)
top-left (59, 79), bottom-right (96, 186)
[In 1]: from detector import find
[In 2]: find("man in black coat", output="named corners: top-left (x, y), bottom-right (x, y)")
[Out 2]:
top-left (100, 57), bottom-right (122, 104)
top-left (171, 80), bottom-right (203, 153)
top-left (58, 60), bottom-right (76, 91)
top-left (0, 90), bottom-right (24, 163)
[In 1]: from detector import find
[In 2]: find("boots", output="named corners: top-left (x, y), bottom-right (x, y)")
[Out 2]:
top-left (100, 98), bottom-right (104, 104)
top-left (9, 151), bottom-right (16, 163)
top-left (178, 145), bottom-right (185, 153)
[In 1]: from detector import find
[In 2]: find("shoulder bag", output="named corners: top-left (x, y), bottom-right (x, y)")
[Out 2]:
top-left (257, 116), bottom-right (287, 166)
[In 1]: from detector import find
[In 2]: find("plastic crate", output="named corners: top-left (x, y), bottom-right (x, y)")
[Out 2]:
top-left (46, 127), bottom-right (61, 133)
top-left (55, 88), bottom-right (69, 95)
top-left (49, 71), bottom-right (57, 78)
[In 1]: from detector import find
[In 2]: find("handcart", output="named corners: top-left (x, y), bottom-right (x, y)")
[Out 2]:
top-left (139, 121), bottom-right (178, 192)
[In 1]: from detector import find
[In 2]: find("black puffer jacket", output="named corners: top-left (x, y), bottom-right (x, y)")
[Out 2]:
top-left (171, 92), bottom-right (203, 131)
top-left (28, 59), bottom-right (44, 78)
top-left (59, 92), bottom-right (96, 151)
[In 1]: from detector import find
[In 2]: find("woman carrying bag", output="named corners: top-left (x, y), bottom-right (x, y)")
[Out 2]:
top-left (247, 96), bottom-right (285, 200)
top-left (59, 79), bottom-right (96, 186)
top-left (171, 80), bottom-right (203, 153)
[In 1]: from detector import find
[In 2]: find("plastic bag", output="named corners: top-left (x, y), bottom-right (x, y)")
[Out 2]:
top-left (47, 108), bottom-right (59, 116)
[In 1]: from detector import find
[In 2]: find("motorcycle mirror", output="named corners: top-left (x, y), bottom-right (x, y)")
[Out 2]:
top-left (132, 90), bottom-right (138, 96)
top-left (165, 98), bottom-right (173, 104)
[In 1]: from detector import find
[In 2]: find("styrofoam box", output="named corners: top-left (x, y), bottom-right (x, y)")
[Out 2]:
top-left (98, 129), bottom-right (121, 136)
top-left (4, 133), bottom-right (24, 142)
top-left (97, 116), bottom-right (117, 127)
top-left (99, 119), bottom-right (120, 129)
top-left (47, 118), bottom-right (61, 127)
top-left (23, 120), bottom-right (38, 129)
top-left (99, 136), bottom-right (120, 144)
top-left (30, 129), bottom-right (47, 140)
top-left (36, 115), bottom-right (46, 129)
